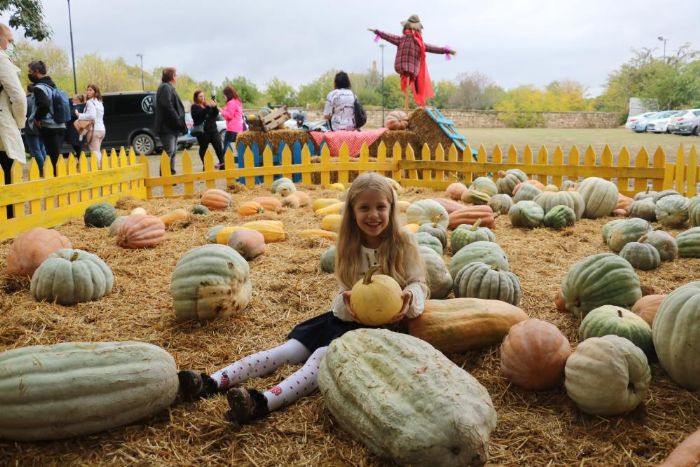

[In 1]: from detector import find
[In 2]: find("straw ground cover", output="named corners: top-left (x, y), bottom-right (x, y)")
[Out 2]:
top-left (0, 184), bottom-right (698, 466)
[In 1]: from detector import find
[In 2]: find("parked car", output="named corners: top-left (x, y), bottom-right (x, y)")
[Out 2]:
top-left (632, 112), bottom-right (660, 132)
top-left (669, 109), bottom-right (700, 135)
top-left (625, 111), bottom-right (658, 130)
top-left (645, 110), bottom-right (684, 133)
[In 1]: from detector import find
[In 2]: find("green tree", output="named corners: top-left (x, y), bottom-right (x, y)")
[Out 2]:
top-left (12, 40), bottom-right (70, 91)
top-left (297, 69), bottom-right (336, 109)
top-left (221, 76), bottom-right (261, 107)
top-left (1, 0), bottom-right (51, 41)
top-left (448, 72), bottom-right (504, 110)
top-left (264, 77), bottom-right (297, 107)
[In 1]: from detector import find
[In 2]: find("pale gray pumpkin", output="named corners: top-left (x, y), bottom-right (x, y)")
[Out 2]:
top-left (453, 262), bottom-right (522, 305)
top-left (30, 249), bottom-right (114, 306)
top-left (543, 205), bottom-right (576, 229)
top-left (0, 341), bottom-right (178, 441)
top-left (469, 176), bottom-right (498, 196)
top-left (602, 219), bottom-right (626, 244)
top-left (318, 328), bottom-right (497, 466)
top-left (652, 189), bottom-right (681, 203)
top-left (508, 200), bottom-right (544, 228)
top-left (450, 220), bottom-right (496, 254)
top-left (577, 177), bottom-right (619, 219)
top-left (633, 187), bottom-right (657, 201)
top-left (619, 242), bottom-right (661, 270)
top-left (689, 195), bottom-right (700, 227)
top-left (564, 335), bottom-right (650, 416)
top-left (496, 168), bottom-right (528, 195)
top-left (449, 240), bottom-right (509, 278)
top-left (320, 246), bottom-right (336, 273)
top-left (607, 218), bottom-right (651, 252)
top-left (655, 195), bottom-right (689, 228)
top-left (534, 190), bottom-right (585, 219)
top-left (406, 199), bottom-right (449, 229)
top-left (628, 199), bottom-right (657, 221)
top-left (676, 227), bottom-right (700, 257)
top-left (488, 193), bottom-right (513, 214)
top-left (414, 231), bottom-right (443, 256)
top-left (417, 222), bottom-right (448, 249)
top-left (512, 183), bottom-right (542, 203)
top-left (170, 244), bottom-right (252, 321)
top-left (639, 231), bottom-right (677, 261)
top-left (419, 246), bottom-right (452, 299)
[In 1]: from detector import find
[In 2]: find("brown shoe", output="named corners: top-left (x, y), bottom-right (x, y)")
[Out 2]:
top-left (225, 388), bottom-right (269, 424)
top-left (177, 370), bottom-right (220, 401)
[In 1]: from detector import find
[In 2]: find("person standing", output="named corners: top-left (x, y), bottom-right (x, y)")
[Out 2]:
top-left (65, 93), bottom-right (85, 156)
top-left (75, 84), bottom-right (105, 168)
top-left (154, 67), bottom-right (186, 174)
top-left (220, 85), bottom-right (243, 154)
top-left (25, 84), bottom-right (47, 175)
top-left (191, 89), bottom-right (224, 169)
top-left (28, 60), bottom-right (67, 170)
top-left (0, 24), bottom-right (27, 219)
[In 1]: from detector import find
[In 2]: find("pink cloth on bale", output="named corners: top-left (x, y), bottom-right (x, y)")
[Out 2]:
top-left (309, 128), bottom-right (387, 157)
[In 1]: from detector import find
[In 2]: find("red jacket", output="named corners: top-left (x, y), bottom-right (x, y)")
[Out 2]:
top-left (375, 30), bottom-right (450, 79)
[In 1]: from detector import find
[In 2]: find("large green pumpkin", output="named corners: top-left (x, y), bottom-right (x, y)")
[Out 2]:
top-left (450, 220), bottom-right (496, 254)
top-left (543, 205), bottom-right (576, 229)
top-left (496, 168), bottom-right (528, 195)
top-left (628, 199), bottom-right (657, 221)
top-left (533, 190), bottom-right (585, 219)
top-left (579, 305), bottom-right (653, 356)
top-left (0, 341), bottom-right (177, 441)
top-left (688, 195), bottom-right (700, 227)
top-left (453, 262), bottom-right (522, 305)
top-left (30, 249), bottom-right (114, 306)
top-left (652, 281), bottom-right (700, 389)
top-left (488, 193), bottom-right (513, 214)
top-left (618, 242), bottom-right (661, 271)
top-left (576, 177), bottom-right (619, 219)
top-left (84, 202), bottom-right (117, 228)
top-left (639, 231), bottom-right (677, 261)
top-left (633, 187), bottom-right (656, 201)
top-left (320, 246), bottom-right (336, 273)
top-left (676, 227), bottom-right (700, 258)
top-left (652, 189), bottom-right (681, 203)
top-left (170, 244), bottom-right (252, 321)
top-left (512, 183), bottom-right (542, 203)
top-left (508, 200), bottom-right (544, 228)
top-left (602, 219), bottom-right (626, 244)
top-left (417, 222), bottom-right (448, 249)
top-left (414, 231), bottom-right (443, 256)
top-left (607, 218), bottom-right (651, 252)
top-left (561, 253), bottom-right (642, 318)
top-left (419, 246), bottom-right (452, 299)
top-left (470, 176), bottom-right (498, 196)
top-left (318, 328), bottom-right (497, 466)
top-left (564, 335), bottom-right (650, 416)
top-left (449, 240), bottom-right (509, 278)
top-left (655, 195), bottom-right (689, 228)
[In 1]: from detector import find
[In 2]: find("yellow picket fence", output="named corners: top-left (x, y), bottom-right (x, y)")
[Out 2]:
top-left (1, 142), bottom-right (698, 242)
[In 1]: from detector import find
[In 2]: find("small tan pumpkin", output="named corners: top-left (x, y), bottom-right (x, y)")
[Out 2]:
top-left (117, 215), bottom-right (166, 249)
top-left (238, 201), bottom-right (264, 216)
top-left (385, 110), bottom-right (408, 130)
top-left (5, 228), bottom-right (72, 277)
top-left (200, 188), bottom-right (232, 210)
top-left (631, 294), bottom-right (667, 326)
top-left (445, 182), bottom-right (468, 201)
top-left (227, 229), bottom-right (265, 260)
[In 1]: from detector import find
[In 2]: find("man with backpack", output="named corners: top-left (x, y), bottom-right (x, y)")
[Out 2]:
top-left (28, 60), bottom-right (68, 170)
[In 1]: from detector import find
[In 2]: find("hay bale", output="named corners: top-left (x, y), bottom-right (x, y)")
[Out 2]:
top-left (408, 107), bottom-right (458, 156)
top-left (236, 130), bottom-right (310, 154)
top-left (370, 130), bottom-right (420, 156)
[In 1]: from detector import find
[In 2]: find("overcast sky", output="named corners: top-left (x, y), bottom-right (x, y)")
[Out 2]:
top-left (6, 0), bottom-right (700, 97)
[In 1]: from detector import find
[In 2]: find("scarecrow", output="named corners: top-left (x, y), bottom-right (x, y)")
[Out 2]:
top-left (369, 15), bottom-right (456, 110)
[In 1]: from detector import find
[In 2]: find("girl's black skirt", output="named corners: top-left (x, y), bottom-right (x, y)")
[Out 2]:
top-left (288, 311), bottom-right (368, 353)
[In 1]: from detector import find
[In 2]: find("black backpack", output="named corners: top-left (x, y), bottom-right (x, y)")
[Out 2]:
top-left (353, 96), bottom-right (367, 128)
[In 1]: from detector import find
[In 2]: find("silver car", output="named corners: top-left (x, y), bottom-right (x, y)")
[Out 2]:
top-left (668, 109), bottom-right (700, 135)
top-left (645, 110), bottom-right (683, 133)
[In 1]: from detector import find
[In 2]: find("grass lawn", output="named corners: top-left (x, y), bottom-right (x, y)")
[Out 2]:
top-left (457, 128), bottom-right (699, 163)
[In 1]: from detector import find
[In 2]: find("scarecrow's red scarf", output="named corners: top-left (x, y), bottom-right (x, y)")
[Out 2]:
top-left (400, 30), bottom-right (434, 106)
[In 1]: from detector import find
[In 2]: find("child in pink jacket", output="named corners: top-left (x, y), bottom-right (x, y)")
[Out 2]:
top-left (220, 85), bottom-right (243, 166)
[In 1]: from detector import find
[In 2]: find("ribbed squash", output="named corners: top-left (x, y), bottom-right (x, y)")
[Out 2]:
top-left (318, 329), bottom-right (497, 467)
top-left (417, 221), bottom-right (448, 248)
top-left (565, 335), bottom-right (650, 416)
top-left (200, 188), bottom-right (232, 210)
top-left (628, 198), bottom-right (657, 221)
top-left (434, 197), bottom-right (464, 214)
top-left (450, 220), bottom-right (496, 254)
top-left (384, 111), bottom-right (408, 130)
top-left (0, 341), bottom-right (177, 441)
top-left (655, 195), bottom-right (689, 227)
top-left (631, 294), bottom-right (666, 326)
top-left (408, 298), bottom-right (528, 353)
top-left (253, 197), bottom-right (282, 212)
top-left (321, 214), bottom-right (342, 232)
top-left (170, 244), bottom-right (252, 321)
top-left (602, 218), bottom-right (626, 244)
top-left (676, 227), bottom-right (700, 257)
top-left (560, 253), bottom-right (642, 318)
top-left (533, 190), bottom-right (585, 219)
top-left (576, 177), bottom-right (619, 219)
top-left (5, 228), bottom-right (72, 277)
top-left (470, 176), bottom-right (498, 196)
top-left (320, 246), bottom-right (336, 273)
top-left (688, 195), bottom-right (700, 226)
top-left (406, 200), bottom-right (449, 229)
top-left (299, 229), bottom-right (337, 241)
top-left (508, 200), bottom-right (544, 228)
top-left (449, 240), bottom-right (509, 278)
top-left (30, 249), bottom-right (114, 306)
top-left (652, 281), bottom-right (700, 389)
top-left (227, 229), bottom-right (265, 260)
top-left (313, 198), bottom-right (342, 212)
top-left (84, 202), bottom-right (117, 227)
top-left (453, 262), bottom-right (522, 305)
top-left (116, 215), bottom-right (166, 249)
top-left (543, 205), bottom-right (576, 229)
top-left (579, 305), bottom-right (653, 356)
top-left (315, 202), bottom-right (344, 216)
top-left (238, 201), bottom-right (264, 216)
top-left (658, 428), bottom-right (700, 467)
top-left (418, 246), bottom-right (452, 300)
top-left (446, 182), bottom-right (468, 200)
top-left (241, 220), bottom-right (286, 242)
top-left (496, 169), bottom-right (528, 195)
top-left (461, 188), bottom-right (491, 205)
top-left (488, 193), bottom-right (513, 215)
top-left (206, 225), bottom-right (243, 244)
top-left (619, 239), bottom-right (661, 269)
top-left (512, 183), bottom-right (542, 203)
top-left (349, 267), bottom-right (403, 326)
top-left (159, 208), bottom-right (189, 227)
top-left (448, 205), bottom-right (496, 230)
top-left (500, 319), bottom-right (572, 390)
top-left (607, 218), bottom-right (651, 252)
top-left (414, 231), bottom-right (443, 256)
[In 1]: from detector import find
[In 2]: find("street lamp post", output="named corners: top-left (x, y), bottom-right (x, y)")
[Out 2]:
top-left (67, 0), bottom-right (77, 94)
top-left (136, 53), bottom-right (145, 90)
top-left (379, 43), bottom-right (385, 126)
top-left (658, 36), bottom-right (668, 61)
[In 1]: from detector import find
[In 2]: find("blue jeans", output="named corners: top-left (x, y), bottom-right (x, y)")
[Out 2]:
top-left (159, 132), bottom-right (178, 174)
top-left (222, 131), bottom-right (237, 155)
top-left (26, 134), bottom-right (46, 174)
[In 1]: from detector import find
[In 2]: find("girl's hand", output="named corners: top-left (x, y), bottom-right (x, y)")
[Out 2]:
top-left (342, 291), bottom-right (360, 322)
top-left (390, 290), bottom-right (413, 323)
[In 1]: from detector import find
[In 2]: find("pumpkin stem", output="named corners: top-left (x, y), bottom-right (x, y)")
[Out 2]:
top-left (638, 234), bottom-right (647, 244)
top-left (431, 215), bottom-right (441, 227)
top-left (69, 251), bottom-right (80, 261)
top-left (617, 309), bottom-right (623, 318)
top-left (470, 219), bottom-right (482, 230)
top-left (363, 265), bottom-right (381, 285)
top-left (497, 170), bottom-right (507, 178)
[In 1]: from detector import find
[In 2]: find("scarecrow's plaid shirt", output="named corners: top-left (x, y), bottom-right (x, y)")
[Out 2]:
top-left (375, 30), bottom-right (451, 79)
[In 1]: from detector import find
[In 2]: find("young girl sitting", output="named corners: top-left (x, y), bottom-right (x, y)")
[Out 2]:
top-left (178, 172), bottom-right (428, 425)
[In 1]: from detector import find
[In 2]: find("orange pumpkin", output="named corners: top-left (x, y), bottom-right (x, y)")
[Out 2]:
top-left (253, 196), bottom-right (282, 212)
top-left (631, 294), bottom-right (667, 326)
top-left (117, 215), bottom-right (166, 249)
top-left (227, 229), bottom-right (265, 260)
top-left (500, 319), bottom-right (572, 390)
top-left (200, 189), bottom-right (232, 210)
top-left (513, 180), bottom-right (545, 195)
top-left (658, 428), bottom-right (700, 467)
top-left (447, 205), bottom-right (496, 230)
top-left (5, 228), bottom-right (72, 277)
top-left (615, 194), bottom-right (634, 215)
top-left (445, 183), bottom-right (468, 201)
top-left (434, 197), bottom-right (465, 214)
top-left (238, 201), bottom-right (264, 216)
top-left (385, 110), bottom-right (408, 130)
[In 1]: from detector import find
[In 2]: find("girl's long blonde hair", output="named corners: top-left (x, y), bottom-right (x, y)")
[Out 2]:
top-left (335, 172), bottom-right (425, 290)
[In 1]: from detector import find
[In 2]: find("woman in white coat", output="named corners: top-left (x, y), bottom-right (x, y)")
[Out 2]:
top-left (0, 24), bottom-right (28, 219)
top-left (75, 83), bottom-right (105, 167)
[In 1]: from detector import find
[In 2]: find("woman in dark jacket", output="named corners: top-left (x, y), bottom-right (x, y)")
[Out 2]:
top-left (191, 89), bottom-right (224, 169)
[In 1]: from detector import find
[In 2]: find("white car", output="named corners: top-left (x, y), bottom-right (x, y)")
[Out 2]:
top-left (645, 110), bottom-right (684, 133)
top-left (668, 109), bottom-right (700, 135)
top-left (625, 111), bottom-right (657, 130)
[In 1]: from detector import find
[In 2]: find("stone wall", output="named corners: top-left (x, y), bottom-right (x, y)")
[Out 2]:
top-left (303, 109), bottom-right (622, 129)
